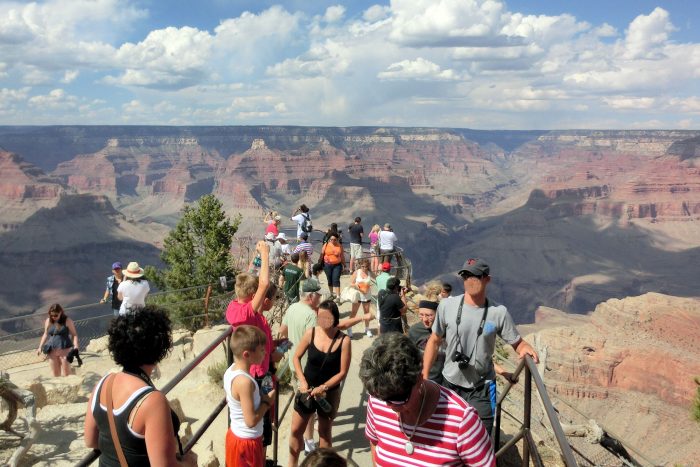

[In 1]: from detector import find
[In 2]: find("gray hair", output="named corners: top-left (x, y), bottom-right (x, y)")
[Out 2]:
top-left (359, 333), bottom-right (422, 400)
top-left (300, 289), bottom-right (315, 301)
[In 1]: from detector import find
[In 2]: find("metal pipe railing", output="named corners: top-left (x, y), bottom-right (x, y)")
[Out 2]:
top-left (494, 355), bottom-right (578, 467)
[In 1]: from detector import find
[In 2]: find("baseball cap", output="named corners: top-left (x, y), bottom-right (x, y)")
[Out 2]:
top-left (302, 278), bottom-right (322, 293)
top-left (300, 232), bottom-right (309, 240)
top-left (381, 262), bottom-right (391, 272)
top-left (112, 262), bottom-right (122, 270)
top-left (458, 258), bottom-right (490, 277)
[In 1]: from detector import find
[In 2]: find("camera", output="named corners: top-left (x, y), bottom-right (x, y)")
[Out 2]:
top-left (452, 351), bottom-right (470, 370)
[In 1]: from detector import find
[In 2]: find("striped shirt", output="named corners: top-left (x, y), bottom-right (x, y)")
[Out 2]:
top-left (365, 383), bottom-right (495, 466)
top-left (292, 241), bottom-right (314, 260)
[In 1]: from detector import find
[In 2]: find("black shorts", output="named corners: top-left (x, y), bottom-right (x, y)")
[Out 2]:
top-left (293, 387), bottom-right (341, 420)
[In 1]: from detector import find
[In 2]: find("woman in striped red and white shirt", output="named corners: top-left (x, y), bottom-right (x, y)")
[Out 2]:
top-left (360, 333), bottom-right (495, 467)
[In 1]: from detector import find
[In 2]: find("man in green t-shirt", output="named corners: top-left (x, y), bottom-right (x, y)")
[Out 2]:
top-left (281, 253), bottom-right (305, 303)
top-left (375, 261), bottom-right (392, 292)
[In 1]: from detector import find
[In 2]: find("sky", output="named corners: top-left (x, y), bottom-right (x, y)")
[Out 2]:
top-left (0, 0), bottom-right (699, 129)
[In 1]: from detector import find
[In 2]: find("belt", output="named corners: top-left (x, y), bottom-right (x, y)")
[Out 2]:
top-left (446, 379), bottom-right (486, 393)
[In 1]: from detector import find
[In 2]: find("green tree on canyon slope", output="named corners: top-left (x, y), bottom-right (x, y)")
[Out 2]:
top-left (148, 195), bottom-right (240, 330)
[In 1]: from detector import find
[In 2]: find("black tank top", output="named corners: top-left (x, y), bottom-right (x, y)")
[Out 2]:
top-left (303, 328), bottom-right (345, 390)
top-left (92, 375), bottom-right (154, 467)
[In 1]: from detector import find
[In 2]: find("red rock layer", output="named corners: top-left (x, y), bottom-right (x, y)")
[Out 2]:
top-left (0, 151), bottom-right (62, 200)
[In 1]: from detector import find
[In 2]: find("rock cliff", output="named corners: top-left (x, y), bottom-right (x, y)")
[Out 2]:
top-left (525, 293), bottom-right (700, 464)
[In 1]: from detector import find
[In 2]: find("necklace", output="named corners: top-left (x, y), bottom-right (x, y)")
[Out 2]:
top-left (398, 383), bottom-right (427, 455)
top-left (123, 366), bottom-right (155, 388)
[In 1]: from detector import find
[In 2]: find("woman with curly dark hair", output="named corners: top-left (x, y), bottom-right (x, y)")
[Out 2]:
top-left (360, 333), bottom-right (494, 466)
top-left (36, 303), bottom-right (79, 377)
top-left (83, 306), bottom-right (195, 466)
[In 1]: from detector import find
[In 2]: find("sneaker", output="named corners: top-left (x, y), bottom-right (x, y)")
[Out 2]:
top-left (346, 327), bottom-right (354, 339)
top-left (304, 439), bottom-right (317, 454)
top-left (365, 329), bottom-right (373, 338)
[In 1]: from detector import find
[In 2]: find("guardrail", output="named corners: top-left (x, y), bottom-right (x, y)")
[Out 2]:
top-left (494, 355), bottom-right (578, 466)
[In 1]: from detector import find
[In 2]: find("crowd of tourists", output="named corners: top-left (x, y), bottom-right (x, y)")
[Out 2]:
top-left (33, 203), bottom-right (538, 466)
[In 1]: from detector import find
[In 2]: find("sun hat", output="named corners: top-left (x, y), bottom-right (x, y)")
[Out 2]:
top-left (276, 232), bottom-right (287, 241)
top-left (274, 215), bottom-right (281, 221)
top-left (111, 261), bottom-right (122, 270)
top-left (123, 261), bottom-right (144, 279)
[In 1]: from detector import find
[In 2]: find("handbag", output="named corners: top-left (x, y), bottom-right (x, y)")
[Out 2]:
top-left (41, 343), bottom-right (51, 354)
top-left (340, 286), bottom-right (360, 304)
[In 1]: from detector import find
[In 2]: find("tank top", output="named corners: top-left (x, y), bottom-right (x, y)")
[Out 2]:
top-left (303, 328), bottom-right (345, 390)
top-left (369, 231), bottom-right (379, 246)
top-left (91, 374), bottom-right (154, 467)
top-left (224, 367), bottom-right (263, 438)
top-left (355, 270), bottom-right (372, 299)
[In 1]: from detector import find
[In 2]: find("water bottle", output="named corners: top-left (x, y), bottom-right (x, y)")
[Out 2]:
top-left (276, 340), bottom-right (292, 354)
top-left (315, 395), bottom-right (332, 414)
top-left (253, 254), bottom-right (262, 267)
top-left (261, 375), bottom-right (274, 395)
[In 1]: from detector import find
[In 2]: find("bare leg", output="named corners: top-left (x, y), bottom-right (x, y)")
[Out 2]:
top-left (317, 416), bottom-right (333, 448)
top-left (60, 356), bottom-right (71, 376)
top-left (349, 302), bottom-right (360, 319)
top-left (288, 410), bottom-right (312, 467)
top-left (304, 412), bottom-right (315, 446)
top-left (362, 302), bottom-right (371, 330)
top-left (48, 354), bottom-right (60, 377)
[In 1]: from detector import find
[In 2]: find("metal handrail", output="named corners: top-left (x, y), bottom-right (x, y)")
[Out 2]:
top-left (76, 326), bottom-right (234, 466)
top-left (494, 355), bottom-right (578, 467)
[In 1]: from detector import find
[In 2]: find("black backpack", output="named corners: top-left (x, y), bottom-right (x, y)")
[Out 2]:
top-left (301, 213), bottom-right (313, 233)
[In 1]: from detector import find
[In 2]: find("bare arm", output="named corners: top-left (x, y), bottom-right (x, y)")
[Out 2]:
top-left (67, 318), bottom-right (79, 349)
top-left (422, 332), bottom-right (442, 380)
top-left (36, 318), bottom-right (50, 355)
top-left (277, 324), bottom-right (289, 339)
top-left (251, 241), bottom-right (270, 312)
top-left (142, 391), bottom-right (186, 467)
top-left (293, 328), bottom-right (313, 392)
top-left (233, 376), bottom-right (273, 428)
top-left (83, 386), bottom-right (99, 449)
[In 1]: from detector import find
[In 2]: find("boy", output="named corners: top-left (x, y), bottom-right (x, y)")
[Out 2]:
top-left (225, 325), bottom-right (277, 467)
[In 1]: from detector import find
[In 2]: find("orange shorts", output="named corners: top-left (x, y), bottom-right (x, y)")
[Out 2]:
top-left (225, 429), bottom-right (264, 467)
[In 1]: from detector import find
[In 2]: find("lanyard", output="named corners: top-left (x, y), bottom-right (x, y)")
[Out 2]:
top-left (455, 296), bottom-right (489, 364)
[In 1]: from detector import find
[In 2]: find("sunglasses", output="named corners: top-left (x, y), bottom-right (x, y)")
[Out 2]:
top-left (384, 386), bottom-right (413, 407)
top-left (460, 273), bottom-right (483, 280)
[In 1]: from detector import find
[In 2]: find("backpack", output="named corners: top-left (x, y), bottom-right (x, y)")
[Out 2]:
top-left (301, 213), bottom-right (313, 233)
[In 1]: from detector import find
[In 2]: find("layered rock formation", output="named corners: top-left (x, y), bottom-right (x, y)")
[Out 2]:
top-left (525, 293), bottom-right (700, 464)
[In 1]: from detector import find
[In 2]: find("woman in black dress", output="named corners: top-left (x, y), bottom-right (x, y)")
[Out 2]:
top-left (289, 300), bottom-right (351, 466)
top-left (36, 304), bottom-right (78, 377)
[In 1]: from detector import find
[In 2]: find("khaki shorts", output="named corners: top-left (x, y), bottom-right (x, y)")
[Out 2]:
top-left (350, 243), bottom-right (362, 260)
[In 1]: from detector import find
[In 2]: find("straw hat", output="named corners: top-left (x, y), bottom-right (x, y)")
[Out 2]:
top-left (123, 261), bottom-right (144, 279)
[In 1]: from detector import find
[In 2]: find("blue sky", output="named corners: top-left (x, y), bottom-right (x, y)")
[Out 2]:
top-left (0, 0), bottom-right (699, 129)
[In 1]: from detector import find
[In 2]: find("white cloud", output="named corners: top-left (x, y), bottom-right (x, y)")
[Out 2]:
top-left (378, 57), bottom-right (464, 81)
top-left (61, 70), bottom-right (79, 84)
top-left (624, 7), bottom-right (675, 59)
top-left (363, 5), bottom-right (390, 22)
top-left (603, 96), bottom-right (657, 110)
top-left (28, 88), bottom-right (77, 108)
top-left (324, 5), bottom-right (345, 23)
top-left (0, 86), bottom-right (30, 108)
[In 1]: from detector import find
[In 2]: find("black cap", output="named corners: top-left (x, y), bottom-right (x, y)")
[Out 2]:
top-left (458, 258), bottom-right (490, 277)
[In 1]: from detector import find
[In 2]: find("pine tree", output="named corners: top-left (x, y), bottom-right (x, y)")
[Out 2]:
top-left (148, 195), bottom-right (240, 330)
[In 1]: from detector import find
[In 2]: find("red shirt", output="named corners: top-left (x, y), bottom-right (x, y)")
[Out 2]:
top-left (225, 300), bottom-right (273, 378)
top-left (365, 383), bottom-right (495, 466)
top-left (265, 223), bottom-right (279, 236)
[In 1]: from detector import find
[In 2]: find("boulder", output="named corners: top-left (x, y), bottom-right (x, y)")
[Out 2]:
top-left (85, 335), bottom-right (109, 354)
top-left (28, 373), bottom-right (99, 408)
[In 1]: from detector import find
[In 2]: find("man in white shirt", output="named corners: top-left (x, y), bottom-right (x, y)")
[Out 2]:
top-left (291, 204), bottom-right (311, 240)
top-left (378, 223), bottom-right (398, 265)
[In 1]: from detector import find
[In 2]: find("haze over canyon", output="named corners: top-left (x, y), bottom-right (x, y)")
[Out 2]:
top-left (0, 125), bottom-right (699, 321)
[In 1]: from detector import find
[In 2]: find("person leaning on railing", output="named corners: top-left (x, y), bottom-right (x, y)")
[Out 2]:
top-left (83, 306), bottom-right (196, 466)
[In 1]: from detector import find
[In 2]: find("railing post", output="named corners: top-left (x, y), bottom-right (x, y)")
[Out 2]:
top-left (522, 363), bottom-right (532, 467)
top-left (203, 285), bottom-right (213, 328)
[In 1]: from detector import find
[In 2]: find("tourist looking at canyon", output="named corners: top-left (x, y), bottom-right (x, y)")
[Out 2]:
top-left (289, 300), bottom-right (351, 467)
top-left (377, 277), bottom-right (407, 334)
top-left (84, 307), bottom-right (196, 466)
top-left (422, 258), bottom-right (539, 434)
top-left (116, 261), bottom-right (150, 315)
top-left (361, 333), bottom-right (495, 466)
top-left (36, 303), bottom-right (79, 377)
top-left (291, 204), bottom-right (312, 240)
top-left (100, 261), bottom-right (124, 316)
top-left (347, 217), bottom-right (364, 272)
top-left (368, 224), bottom-right (381, 274)
top-left (378, 224), bottom-right (398, 265)
top-left (265, 212), bottom-right (282, 237)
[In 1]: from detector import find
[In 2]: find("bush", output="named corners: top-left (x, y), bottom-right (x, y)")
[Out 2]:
top-left (693, 376), bottom-right (700, 423)
top-left (208, 359), bottom-right (229, 386)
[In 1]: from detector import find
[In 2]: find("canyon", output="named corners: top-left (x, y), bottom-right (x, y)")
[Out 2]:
top-left (1, 126), bottom-right (699, 318)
